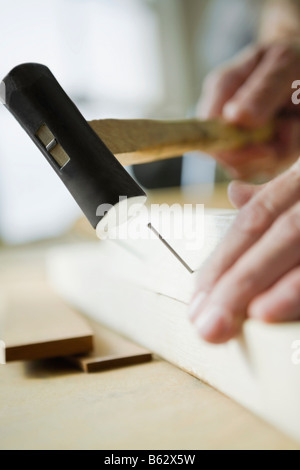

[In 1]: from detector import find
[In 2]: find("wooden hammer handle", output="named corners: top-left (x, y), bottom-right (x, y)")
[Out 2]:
top-left (88, 118), bottom-right (273, 166)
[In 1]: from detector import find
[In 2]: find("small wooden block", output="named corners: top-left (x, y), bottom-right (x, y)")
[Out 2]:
top-left (67, 318), bottom-right (152, 373)
top-left (0, 282), bottom-right (93, 363)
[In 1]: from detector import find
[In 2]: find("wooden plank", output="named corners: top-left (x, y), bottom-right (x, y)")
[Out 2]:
top-left (0, 206), bottom-right (298, 450)
top-left (47, 209), bottom-right (300, 443)
top-left (88, 118), bottom-right (273, 166)
top-left (68, 318), bottom-right (152, 372)
top-left (0, 281), bottom-right (93, 362)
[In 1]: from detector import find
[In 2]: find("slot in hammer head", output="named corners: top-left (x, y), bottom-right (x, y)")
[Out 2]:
top-left (1, 63), bottom-right (146, 232)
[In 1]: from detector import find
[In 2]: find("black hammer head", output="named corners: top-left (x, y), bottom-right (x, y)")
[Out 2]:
top-left (1, 63), bottom-right (146, 231)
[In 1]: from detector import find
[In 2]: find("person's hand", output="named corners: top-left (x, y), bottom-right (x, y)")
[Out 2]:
top-left (198, 42), bottom-right (300, 179)
top-left (188, 158), bottom-right (300, 343)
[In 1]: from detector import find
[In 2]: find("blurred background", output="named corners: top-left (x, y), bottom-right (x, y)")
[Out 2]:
top-left (0, 0), bottom-right (261, 244)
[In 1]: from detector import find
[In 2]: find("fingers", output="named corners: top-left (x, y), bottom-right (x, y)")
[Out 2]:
top-left (211, 144), bottom-right (278, 179)
top-left (276, 116), bottom-right (300, 162)
top-left (198, 68), bottom-right (242, 119)
top-left (206, 116), bottom-right (300, 180)
top-left (193, 158), bottom-right (300, 297)
top-left (249, 266), bottom-right (300, 323)
top-left (228, 181), bottom-right (264, 208)
top-left (223, 43), bottom-right (300, 126)
top-left (198, 46), bottom-right (264, 119)
top-left (198, 43), bottom-right (300, 179)
top-left (190, 201), bottom-right (300, 343)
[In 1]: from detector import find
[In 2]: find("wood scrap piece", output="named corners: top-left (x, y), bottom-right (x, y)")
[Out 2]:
top-left (0, 281), bottom-right (93, 363)
top-left (49, 251), bottom-right (300, 443)
top-left (88, 118), bottom-right (273, 166)
top-left (47, 208), bottom-right (300, 443)
top-left (67, 318), bottom-right (152, 373)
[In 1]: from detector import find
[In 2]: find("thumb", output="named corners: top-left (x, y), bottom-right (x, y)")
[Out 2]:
top-left (228, 181), bottom-right (264, 208)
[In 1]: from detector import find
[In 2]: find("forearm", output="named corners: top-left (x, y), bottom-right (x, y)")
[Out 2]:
top-left (259, 0), bottom-right (300, 43)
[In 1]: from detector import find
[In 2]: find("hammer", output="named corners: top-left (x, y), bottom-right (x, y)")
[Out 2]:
top-left (0, 63), bottom-right (272, 241)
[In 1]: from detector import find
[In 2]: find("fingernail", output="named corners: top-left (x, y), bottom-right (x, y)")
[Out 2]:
top-left (223, 102), bottom-right (239, 120)
top-left (223, 102), bottom-right (256, 125)
top-left (188, 292), bottom-right (207, 320)
top-left (194, 305), bottom-right (232, 339)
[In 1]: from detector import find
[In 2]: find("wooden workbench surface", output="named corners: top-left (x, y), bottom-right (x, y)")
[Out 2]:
top-left (2, 355), bottom-right (299, 450)
top-left (0, 185), bottom-right (299, 450)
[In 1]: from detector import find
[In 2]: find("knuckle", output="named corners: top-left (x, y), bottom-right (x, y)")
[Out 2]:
top-left (269, 43), bottom-right (298, 64)
top-left (275, 202), bottom-right (300, 241)
top-left (233, 268), bottom-right (258, 296)
top-left (266, 43), bottom-right (300, 79)
top-left (235, 197), bottom-right (275, 237)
